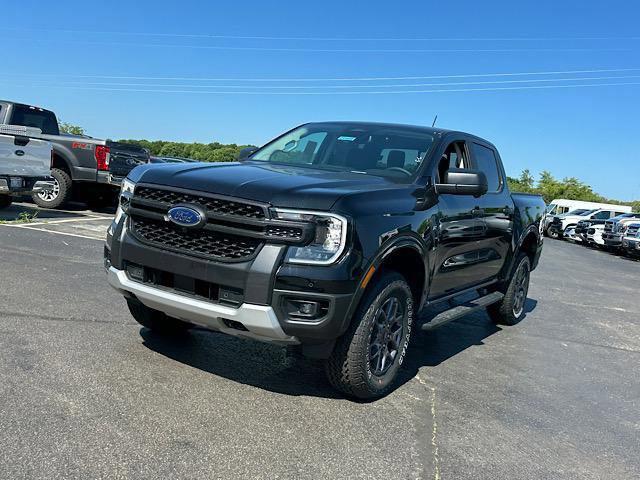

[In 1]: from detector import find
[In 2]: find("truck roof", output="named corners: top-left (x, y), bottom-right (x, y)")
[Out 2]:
top-left (305, 121), bottom-right (496, 148)
top-left (0, 99), bottom-right (56, 114)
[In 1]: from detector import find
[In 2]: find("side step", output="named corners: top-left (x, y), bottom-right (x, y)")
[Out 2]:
top-left (421, 291), bottom-right (504, 331)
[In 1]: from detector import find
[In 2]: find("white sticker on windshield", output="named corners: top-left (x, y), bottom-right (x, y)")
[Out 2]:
top-left (337, 136), bottom-right (356, 141)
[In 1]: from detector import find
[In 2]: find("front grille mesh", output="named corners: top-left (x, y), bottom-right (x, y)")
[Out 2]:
top-left (131, 217), bottom-right (261, 260)
top-left (628, 225), bottom-right (640, 236)
top-left (135, 187), bottom-right (265, 219)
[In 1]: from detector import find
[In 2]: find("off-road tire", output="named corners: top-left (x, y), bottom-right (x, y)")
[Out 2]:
top-left (32, 168), bottom-right (72, 209)
top-left (487, 253), bottom-right (531, 326)
top-left (325, 271), bottom-right (414, 400)
top-left (0, 195), bottom-right (12, 209)
top-left (126, 298), bottom-right (192, 334)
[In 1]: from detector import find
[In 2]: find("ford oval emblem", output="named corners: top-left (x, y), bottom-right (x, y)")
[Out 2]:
top-left (15, 150), bottom-right (25, 156)
top-left (167, 205), bottom-right (204, 228)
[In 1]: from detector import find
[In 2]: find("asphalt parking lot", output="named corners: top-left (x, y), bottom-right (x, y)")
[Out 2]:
top-left (0, 206), bottom-right (639, 480)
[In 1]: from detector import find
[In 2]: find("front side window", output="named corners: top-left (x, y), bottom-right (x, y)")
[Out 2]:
top-left (249, 123), bottom-right (435, 181)
top-left (592, 210), bottom-right (612, 220)
top-left (471, 143), bottom-right (502, 192)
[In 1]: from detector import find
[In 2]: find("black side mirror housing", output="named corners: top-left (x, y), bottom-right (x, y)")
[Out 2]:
top-left (238, 146), bottom-right (258, 160)
top-left (436, 168), bottom-right (488, 197)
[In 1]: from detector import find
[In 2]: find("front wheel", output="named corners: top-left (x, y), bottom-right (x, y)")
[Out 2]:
top-left (546, 226), bottom-right (560, 239)
top-left (325, 271), bottom-right (414, 400)
top-left (488, 253), bottom-right (531, 326)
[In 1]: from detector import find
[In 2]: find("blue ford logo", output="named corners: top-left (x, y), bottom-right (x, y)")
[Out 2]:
top-left (167, 205), bottom-right (204, 228)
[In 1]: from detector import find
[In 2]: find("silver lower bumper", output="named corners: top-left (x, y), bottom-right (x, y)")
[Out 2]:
top-left (107, 266), bottom-right (298, 345)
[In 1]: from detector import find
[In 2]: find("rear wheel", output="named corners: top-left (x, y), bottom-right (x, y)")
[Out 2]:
top-left (488, 253), bottom-right (531, 326)
top-left (325, 271), bottom-right (414, 400)
top-left (32, 168), bottom-right (72, 209)
top-left (0, 195), bottom-right (12, 209)
top-left (126, 298), bottom-right (192, 334)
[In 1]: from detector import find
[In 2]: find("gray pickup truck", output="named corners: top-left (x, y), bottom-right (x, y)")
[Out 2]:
top-left (0, 100), bottom-right (150, 209)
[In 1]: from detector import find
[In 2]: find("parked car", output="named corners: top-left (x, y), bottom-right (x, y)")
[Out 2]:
top-left (149, 156), bottom-right (199, 164)
top-left (545, 199), bottom-right (632, 218)
top-left (105, 122), bottom-right (545, 399)
top-left (0, 100), bottom-right (150, 209)
top-left (549, 207), bottom-right (630, 239)
top-left (585, 224), bottom-right (605, 247)
top-left (602, 213), bottom-right (640, 250)
top-left (621, 223), bottom-right (640, 258)
top-left (0, 124), bottom-right (54, 209)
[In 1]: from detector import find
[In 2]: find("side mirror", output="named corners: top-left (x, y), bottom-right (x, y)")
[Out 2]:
top-left (238, 146), bottom-right (258, 160)
top-left (436, 168), bottom-right (488, 197)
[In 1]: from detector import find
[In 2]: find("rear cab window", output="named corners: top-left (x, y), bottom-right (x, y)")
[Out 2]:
top-left (471, 143), bottom-right (502, 192)
top-left (9, 104), bottom-right (59, 135)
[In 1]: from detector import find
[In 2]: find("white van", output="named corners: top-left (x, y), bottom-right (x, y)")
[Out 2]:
top-left (546, 199), bottom-right (632, 216)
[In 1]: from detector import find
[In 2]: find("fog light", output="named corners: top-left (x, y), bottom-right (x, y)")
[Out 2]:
top-left (283, 298), bottom-right (329, 321)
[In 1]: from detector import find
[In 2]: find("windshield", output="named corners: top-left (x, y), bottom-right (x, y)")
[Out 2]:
top-left (248, 123), bottom-right (435, 181)
top-left (578, 209), bottom-right (596, 216)
top-left (565, 209), bottom-right (589, 216)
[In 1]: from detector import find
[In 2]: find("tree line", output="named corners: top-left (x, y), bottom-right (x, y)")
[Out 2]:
top-left (507, 170), bottom-right (640, 212)
top-left (116, 139), bottom-right (253, 163)
top-left (57, 123), bottom-right (640, 211)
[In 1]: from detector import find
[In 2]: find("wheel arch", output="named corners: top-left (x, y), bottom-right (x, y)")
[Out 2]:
top-left (340, 235), bottom-right (429, 336)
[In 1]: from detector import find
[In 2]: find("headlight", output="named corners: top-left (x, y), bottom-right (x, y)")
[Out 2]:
top-left (619, 225), bottom-right (627, 234)
top-left (114, 178), bottom-right (136, 224)
top-left (272, 208), bottom-right (348, 265)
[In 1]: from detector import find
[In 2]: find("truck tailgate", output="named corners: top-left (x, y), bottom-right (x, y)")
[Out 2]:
top-left (108, 141), bottom-right (149, 180)
top-left (0, 128), bottom-right (51, 177)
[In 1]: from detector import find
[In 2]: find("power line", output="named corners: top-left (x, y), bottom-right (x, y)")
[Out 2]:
top-left (3, 81), bottom-right (638, 95)
top-left (5, 27), bottom-right (640, 42)
top-left (33, 74), bottom-right (640, 90)
top-left (26, 39), bottom-right (632, 53)
top-left (6, 67), bottom-right (640, 83)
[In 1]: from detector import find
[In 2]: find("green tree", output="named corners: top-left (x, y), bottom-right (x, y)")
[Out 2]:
top-left (58, 121), bottom-right (85, 136)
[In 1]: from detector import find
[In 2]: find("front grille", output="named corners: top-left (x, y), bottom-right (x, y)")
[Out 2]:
top-left (604, 221), bottom-right (614, 233)
top-left (627, 225), bottom-right (640, 237)
top-left (131, 216), bottom-right (261, 260)
top-left (128, 185), bottom-right (310, 262)
top-left (136, 187), bottom-right (266, 219)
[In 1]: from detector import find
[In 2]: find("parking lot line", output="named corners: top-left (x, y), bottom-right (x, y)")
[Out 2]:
top-left (0, 223), bottom-right (104, 241)
top-left (17, 216), bottom-right (113, 227)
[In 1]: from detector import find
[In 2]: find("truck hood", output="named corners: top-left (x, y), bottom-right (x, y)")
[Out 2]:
top-left (130, 161), bottom-right (401, 211)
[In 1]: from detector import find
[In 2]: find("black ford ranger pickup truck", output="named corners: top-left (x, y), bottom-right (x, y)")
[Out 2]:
top-left (105, 122), bottom-right (544, 399)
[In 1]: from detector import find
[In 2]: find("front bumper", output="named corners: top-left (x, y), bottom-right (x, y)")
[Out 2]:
top-left (107, 266), bottom-right (299, 345)
top-left (602, 233), bottom-right (623, 246)
top-left (106, 214), bottom-right (360, 350)
top-left (622, 237), bottom-right (640, 251)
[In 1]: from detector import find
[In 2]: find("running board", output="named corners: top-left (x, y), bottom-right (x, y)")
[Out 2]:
top-left (421, 292), bottom-right (504, 331)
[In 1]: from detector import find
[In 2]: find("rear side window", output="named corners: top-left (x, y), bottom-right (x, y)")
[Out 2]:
top-left (471, 143), bottom-right (501, 192)
top-left (9, 104), bottom-right (59, 135)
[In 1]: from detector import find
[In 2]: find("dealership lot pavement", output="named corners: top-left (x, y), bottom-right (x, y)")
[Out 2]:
top-left (0, 213), bottom-right (638, 479)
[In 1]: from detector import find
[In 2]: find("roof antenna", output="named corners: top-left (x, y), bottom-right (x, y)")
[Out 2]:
top-left (431, 115), bottom-right (438, 127)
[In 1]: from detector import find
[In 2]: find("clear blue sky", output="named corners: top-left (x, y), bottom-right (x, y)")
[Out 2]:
top-left (2, 0), bottom-right (639, 200)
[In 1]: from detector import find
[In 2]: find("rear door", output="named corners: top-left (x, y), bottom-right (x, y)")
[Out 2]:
top-left (471, 141), bottom-right (514, 281)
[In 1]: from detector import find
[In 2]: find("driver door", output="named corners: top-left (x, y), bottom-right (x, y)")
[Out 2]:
top-left (428, 137), bottom-right (488, 299)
